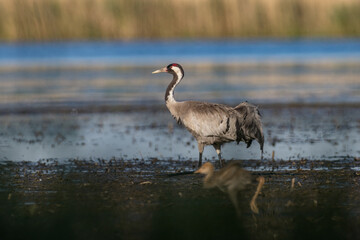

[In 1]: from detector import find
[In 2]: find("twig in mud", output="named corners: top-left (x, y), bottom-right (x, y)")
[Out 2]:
top-left (291, 178), bottom-right (295, 191)
top-left (140, 181), bottom-right (152, 185)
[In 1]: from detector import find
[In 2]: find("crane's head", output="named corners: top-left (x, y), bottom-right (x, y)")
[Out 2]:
top-left (194, 162), bottom-right (215, 175)
top-left (152, 63), bottom-right (184, 80)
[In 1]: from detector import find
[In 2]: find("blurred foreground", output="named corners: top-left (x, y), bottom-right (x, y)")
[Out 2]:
top-left (1, 159), bottom-right (360, 240)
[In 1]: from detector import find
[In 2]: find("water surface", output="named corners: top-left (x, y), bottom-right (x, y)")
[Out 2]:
top-left (0, 40), bottom-right (359, 162)
top-left (1, 40), bottom-right (360, 66)
top-left (0, 40), bottom-right (359, 107)
top-left (0, 106), bottom-right (358, 162)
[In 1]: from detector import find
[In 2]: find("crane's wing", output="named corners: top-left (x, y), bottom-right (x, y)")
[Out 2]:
top-left (179, 101), bottom-right (237, 140)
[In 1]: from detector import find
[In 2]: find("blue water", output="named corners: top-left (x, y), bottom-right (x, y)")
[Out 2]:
top-left (0, 39), bottom-right (359, 107)
top-left (1, 39), bottom-right (360, 67)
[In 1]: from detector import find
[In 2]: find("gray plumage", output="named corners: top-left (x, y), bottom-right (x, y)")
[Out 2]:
top-left (152, 63), bottom-right (264, 167)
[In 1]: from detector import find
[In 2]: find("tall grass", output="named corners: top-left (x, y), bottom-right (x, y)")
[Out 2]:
top-left (0, 0), bottom-right (359, 41)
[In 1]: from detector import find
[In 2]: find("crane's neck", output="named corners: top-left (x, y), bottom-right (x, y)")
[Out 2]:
top-left (165, 71), bottom-right (183, 104)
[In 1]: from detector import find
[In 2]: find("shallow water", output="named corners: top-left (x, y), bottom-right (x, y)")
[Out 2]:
top-left (0, 106), bottom-right (358, 162)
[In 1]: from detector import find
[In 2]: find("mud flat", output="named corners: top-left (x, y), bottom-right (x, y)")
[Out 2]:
top-left (1, 159), bottom-right (360, 240)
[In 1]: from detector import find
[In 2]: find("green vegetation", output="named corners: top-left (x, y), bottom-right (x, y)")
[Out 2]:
top-left (0, 0), bottom-right (359, 41)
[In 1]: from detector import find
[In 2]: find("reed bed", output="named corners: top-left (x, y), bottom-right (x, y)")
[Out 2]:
top-left (0, 0), bottom-right (359, 41)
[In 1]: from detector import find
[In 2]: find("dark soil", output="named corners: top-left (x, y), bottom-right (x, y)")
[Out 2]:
top-left (1, 159), bottom-right (360, 240)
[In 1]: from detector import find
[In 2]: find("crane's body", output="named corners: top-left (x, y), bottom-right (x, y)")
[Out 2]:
top-left (153, 63), bottom-right (264, 167)
top-left (195, 162), bottom-right (265, 214)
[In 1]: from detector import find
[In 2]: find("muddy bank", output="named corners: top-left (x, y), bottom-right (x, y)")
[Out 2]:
top-left (1, 159), bottom-right (360, 240)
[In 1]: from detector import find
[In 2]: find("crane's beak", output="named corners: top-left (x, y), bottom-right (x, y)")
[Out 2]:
top-left (152, 67), bottom-right (167, 74)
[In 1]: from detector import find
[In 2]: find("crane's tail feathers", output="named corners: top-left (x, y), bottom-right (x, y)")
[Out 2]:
top-left (234, 102), bottom-right (264, 154)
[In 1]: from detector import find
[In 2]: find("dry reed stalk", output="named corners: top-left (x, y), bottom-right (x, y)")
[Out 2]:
top-left (0, 0), bottom-right (359, 41)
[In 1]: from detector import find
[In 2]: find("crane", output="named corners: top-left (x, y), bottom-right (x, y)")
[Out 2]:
top-left (152, 63), bottom-right (264, 167)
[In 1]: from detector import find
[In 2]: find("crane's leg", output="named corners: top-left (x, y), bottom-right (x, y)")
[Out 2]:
top-left (213, 144), bottom-right (224, 167)
top-left (250, 176), bottom-right (265, 214)
top-left (197, 143), bottom-right (204, 167)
